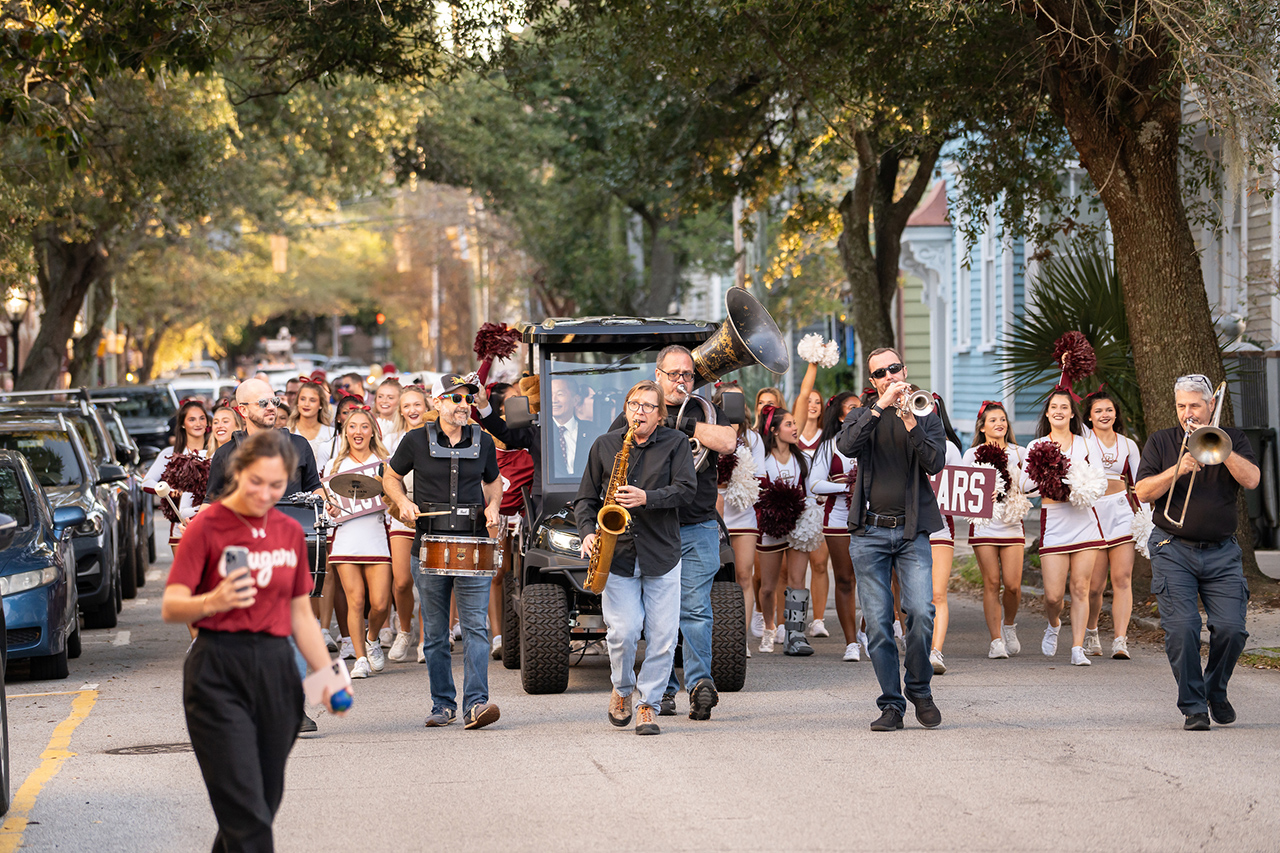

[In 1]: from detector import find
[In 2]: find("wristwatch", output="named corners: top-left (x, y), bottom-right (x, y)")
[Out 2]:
top-left (870, 404), bottom-right (883, 416)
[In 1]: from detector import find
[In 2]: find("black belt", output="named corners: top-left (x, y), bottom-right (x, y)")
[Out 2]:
top-left (1167, 534), bottom-right (1232, 550)
top-left (865, 511), bottom-right (906, 529)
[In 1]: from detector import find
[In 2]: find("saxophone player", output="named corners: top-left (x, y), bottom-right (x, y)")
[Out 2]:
top-left (576, 380), bottom-right (698, 735)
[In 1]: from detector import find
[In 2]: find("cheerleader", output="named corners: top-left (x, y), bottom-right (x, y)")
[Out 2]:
top-left (385, 385), bottom-right (431, 663)
top-left (142, 399), bottom-right (211, 553)
top-left (209, 403), bottom-right (242, 453)
top-left (806, 391), bottom-right (864, 661)
top-left (753, 387), bottom-right (783, 429)
top-left (925, 394), bottom-right (965, 675)
top-left (330, 395), bottom-right (366, 464)
top-left (374, 377), bottom-right (402, 438)
top-left (325, 409), bottom-right (393, 679)
top-left (714, 384), bottom-right (764, 658)
top-left (755, 404), bottom-right (815, 657)
top-left (1022, 389), bottom-right (1106, 667)
top-left (790, 362), bottom-right (833, 640)
top-left (288, 377), bottom-right (335, 475)
top-left (1082, 389), bottom-right (1143, 660)
top-left (749, 386), bottom-right (783, 633)
top-left (963, 401), bottom-right (1028, 659)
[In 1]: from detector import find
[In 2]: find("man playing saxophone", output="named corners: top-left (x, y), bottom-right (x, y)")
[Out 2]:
top-left (576, 380), bottom-right (697, 735)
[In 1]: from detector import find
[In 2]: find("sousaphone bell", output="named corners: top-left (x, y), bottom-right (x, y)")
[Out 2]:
top-left (690, 287), bottom-right (790, 388)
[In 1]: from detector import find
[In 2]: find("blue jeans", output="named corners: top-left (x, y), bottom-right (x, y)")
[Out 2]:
top-left (413, 555), bottom-right (492, 715)
top-left (667, 520), bottom-right (721, 695)
top-left (849, 527), bottom-right (934, 713)
top-left (602, 561), bottom-right (682, 709)
top-left (1148, 532), bottom-right (1249, 715)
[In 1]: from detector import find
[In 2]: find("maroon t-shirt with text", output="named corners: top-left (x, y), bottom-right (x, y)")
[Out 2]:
top-left (166, 502), bottom-right (312, 636)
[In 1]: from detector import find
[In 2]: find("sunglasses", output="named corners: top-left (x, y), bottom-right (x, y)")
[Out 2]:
top-left (252, 397), bottom-right (283, 408)
top-left (869, 363), bottom-right (904, 380)
top-left (442, 393), bottom-right (476, 405)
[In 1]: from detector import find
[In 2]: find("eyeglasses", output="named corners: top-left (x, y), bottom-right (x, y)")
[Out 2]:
top-left (251, 397), bottom-right (283, 409)
top-left (657, 367), bottom-right (696, 383)
top-left (626, 400), bottom-right (659, 414)
top-left (442, 393), bottom-right (475, 405)
top-left (869, 363), bottom-right (905, 380)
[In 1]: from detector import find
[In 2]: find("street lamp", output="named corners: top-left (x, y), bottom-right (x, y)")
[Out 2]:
top-left (5, 288), bottom-right (30, 377)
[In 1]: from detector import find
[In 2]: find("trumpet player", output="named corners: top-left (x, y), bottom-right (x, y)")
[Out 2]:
top-left (576, 380), bottom-right (697, 735)
top-left (1134, 374), bottom-right (1258, 731)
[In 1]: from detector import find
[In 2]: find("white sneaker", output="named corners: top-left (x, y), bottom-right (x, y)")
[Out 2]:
top-left (807, 618), bottom-right (830, 638)
top-left (774, 625), bottom-right (786, 644)
top-left (1083, 628), bottom-right (1103, 656)
top-left (1111, 636), bottom-right (1130, 659)
top-left (930, 649), bottom-right (947, 674)
top-left (450, 622), bottom-right (463, 641)
top-left (843, 642), bottom-right (861, 662)
top-left (857, 630), bottom-right (870, 652)
top-left (416, 643), bottom-right (426, 664)
top-left (351, 657), bottom-right (371, 678)
top-left (491, 634), bottom-right (503, 660)
top-left (759, 629), bottom-right (775, 654)
top-left (989, 638), bottom-right (1009, 659)
top-left (364, 636), bottom-right (386, 672)
top-left (893, 620), bottom-right (906, 655)
top-left (746, 642), bottom-right (752, 659)
top-left (1070, 646), bottom-right (1091, 666)
top-left (389, 631), bottom-right (413, 662)
top-left (1002, 623), bottom-right (1021, 656)
top-left (320, 627), bottom-right (338, 653)
top-left (1041, 623), bottom-right (1060, 657)
top-left (379, 626), bottom-right (395, 648)
top-left (750, 610), bottom-right (765, 638)
top-left (340, 637), bottom-right (356, 660)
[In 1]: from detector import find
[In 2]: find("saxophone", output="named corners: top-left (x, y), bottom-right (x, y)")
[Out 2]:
top-left (586, 420), bottom-right (637, 594)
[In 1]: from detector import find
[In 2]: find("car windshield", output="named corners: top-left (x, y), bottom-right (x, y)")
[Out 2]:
top-left (0, 431), bottom-right (83, 487)
top-left (69, 418), bottom-right (102, 462)
top-left (0, 466), bottom-right (30, 527)
top-left (542, 349), bottom-right (661, 484)
top-left (98, 388), bottom-right (174, 419)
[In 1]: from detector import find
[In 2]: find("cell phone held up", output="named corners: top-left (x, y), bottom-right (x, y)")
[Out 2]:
top-left (218, 545), bottom-right (256, 601)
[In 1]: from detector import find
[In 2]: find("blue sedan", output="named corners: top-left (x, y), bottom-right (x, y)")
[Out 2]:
top-left (0, 450), bottom-right (84, 680)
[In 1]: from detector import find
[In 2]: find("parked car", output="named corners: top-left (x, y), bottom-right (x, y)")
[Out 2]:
top-left (96, 402), bottom-right (161, 567)
top-left (0, 511), bottom-right (13, 815)
top-left (87, 383), bottom-right (179, 450)
top-left (0, 451), bottom-right (83, 680)
top-left (167, 377), bottom-right (238, 408)
top-left (0, 416), bottom-right (123, 629)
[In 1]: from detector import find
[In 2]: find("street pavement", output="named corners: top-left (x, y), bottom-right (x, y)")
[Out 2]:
top-left (4, 532), bottom-right (1280, 853)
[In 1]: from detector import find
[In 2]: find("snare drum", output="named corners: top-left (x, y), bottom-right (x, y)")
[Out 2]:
top-left (420, 535), bottom-right (502, 578)
top-left (277, 500), bottom-right (330, 597)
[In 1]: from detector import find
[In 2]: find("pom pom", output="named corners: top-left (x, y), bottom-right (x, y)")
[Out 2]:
top-left (1053, 331), bottom-right (1096, 385)
top-left (820, 340), bottom-right (840, 368)
top-left (1025, 441), bottom-right (1071, 502)
top-left (787, 499), bottom-right (824, 551)
top-left (797, 333), bottom-right (826, 364)
top-left (1065, 463), bottom-right (1107, 509)
top-left (1132, 503), bottom-right (1155, 558)
top-left (756, 477), bottom-right (806, 539)
top-left (724, 445), bottom-right (760, 510)
top-left (972, 443), bottom-right (1012, 500)
top-left (961, 461), bottom-right (1001, 530)
top-left (997, 487), bottom-right (1032, 526)
top-left (473, 322), bottom-right (521, 361)
top-left (159, 452), bottom-right (210, 524)
top-left (716, 447), bottom-right (738, 487)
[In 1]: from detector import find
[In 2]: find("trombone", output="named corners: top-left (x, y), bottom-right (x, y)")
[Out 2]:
top-left (1164, 381), bottom-right (1233, 528)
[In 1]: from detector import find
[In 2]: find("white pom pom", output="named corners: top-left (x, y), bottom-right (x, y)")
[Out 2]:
top-left (1132, 503), bottom-right (1155, 558)
top-left (1065, 464), bottom-right (1108, 509)
top-left (787, 499), bottom-right (824, 551)
top-left (998, 488), bottom-right (1032, 526)
top-left (819, 340), bottom-right (840, 368)
top-left (725, 445), bottom-right (760, 510)
top-left (797, 333), bottom-right (827, 365)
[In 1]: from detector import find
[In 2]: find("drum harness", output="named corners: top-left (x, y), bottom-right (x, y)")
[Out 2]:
top-left (423, 421), bottom-right (485, 536)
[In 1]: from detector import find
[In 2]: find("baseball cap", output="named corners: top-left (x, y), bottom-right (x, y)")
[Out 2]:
top-left (431, 373), bottom-right (481, 398)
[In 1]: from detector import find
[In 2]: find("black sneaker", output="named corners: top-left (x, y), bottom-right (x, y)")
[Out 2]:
top-left (870, 708), bottom-right (904, 731)
top-left (424, 708), bottom-right (456, 728)
top-left (1208, 699), bottom-right (1236, 725)
top-left (658, 693), bottom-right (677, 717)
top-left (299, 712), bottom-right (318, 734)
top-left (1184, 712), bottom-right (1211, 731)
top-left (688, 678), bottom-right (719, 721)
top-left (465, 703), bottom-right (501, 730)
top-left (907, 693), bottom-right (942, 728)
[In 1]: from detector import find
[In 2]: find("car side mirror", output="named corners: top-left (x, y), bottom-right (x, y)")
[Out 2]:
top-left (98, 463), bottom-right (128, 483)
top-left (504, 395), bottom-right (535, 429)
top-left (138, 445), bottom-right (160, 463)
top-left (721, 389), bottom-right (746, 425)
top-left (0, 513), bottom-right (16, 551)
top-left (52, 506), bottom-right (87, 539)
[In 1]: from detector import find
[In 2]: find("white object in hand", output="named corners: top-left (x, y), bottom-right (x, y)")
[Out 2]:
top-left (153, 481), bottom-right (184, 520)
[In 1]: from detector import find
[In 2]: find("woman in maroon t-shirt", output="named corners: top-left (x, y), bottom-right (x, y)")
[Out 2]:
top-left (162, 430), bottom-right (346, 852)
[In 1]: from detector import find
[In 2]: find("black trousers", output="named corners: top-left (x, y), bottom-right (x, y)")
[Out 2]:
top-left (184, 631), bottom-right (303, 853)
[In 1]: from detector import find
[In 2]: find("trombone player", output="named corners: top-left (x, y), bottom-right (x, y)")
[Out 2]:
top-left (1134, 374), bottom-right (1259, 731)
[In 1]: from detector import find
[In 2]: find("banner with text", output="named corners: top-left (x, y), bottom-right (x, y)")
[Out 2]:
top-left (323, 459), bottom-right (386, 521)
top-left (930, 465), bottom-right (997, 519)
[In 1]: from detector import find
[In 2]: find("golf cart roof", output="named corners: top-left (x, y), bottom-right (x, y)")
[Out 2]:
top-left (519, 316), bottom-right (716, 347)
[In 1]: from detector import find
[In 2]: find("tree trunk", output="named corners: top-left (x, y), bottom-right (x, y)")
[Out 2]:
top-left (18, 225), bottom-right (109, 391)
top-left (138, 327), bottom-right (164, 384)
top-left (69, 275), bottom-right (113, 387)
top-left (633, 205), bottom-right (680, 317)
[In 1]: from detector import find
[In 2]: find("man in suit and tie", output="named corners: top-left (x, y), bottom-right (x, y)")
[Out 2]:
top-left (549, 377), bottom-right (592, 478)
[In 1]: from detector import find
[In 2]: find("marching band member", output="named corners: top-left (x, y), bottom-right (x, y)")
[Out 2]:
top-left (576, 380), bottom-right (697, 736)
top-left (926, 394), bottom-right (965, 675)
top-left (806, 392), bottom-right (864, 661)
top-left (1081, 389), bottom-right (1143, 659)
top-left (714, 383), bottom-right (764, 659)
top-left (837, 348), bottom-right (946, 731)
top-left (385, 384), bottom-right (432, 662)
top-left (963, 401), bottom-right (1028, 659)
top-left (1134, 374), bottom-right (1257, 730)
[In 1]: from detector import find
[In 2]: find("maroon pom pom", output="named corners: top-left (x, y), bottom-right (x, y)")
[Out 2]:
top-left (473, 322), bottom-right (521, 361)
top-left (1052, 331), bottom-right (1096, 385)
top-left (972, 442), bottom-right (1012, 500)
top-left (756, 477), bottom-right (806, 538)
top-left (1025, 441), bottom-right (1071, 502)
top-left (159, 453), bottom-right (211, 524)
top-left (716, 449), bottom-right (738, 487)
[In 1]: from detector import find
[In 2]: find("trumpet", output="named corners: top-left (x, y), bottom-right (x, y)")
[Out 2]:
top-left (1163, 381), bottom-right (1232, 528)
top-left (895, 388), bottom-right (935, 419)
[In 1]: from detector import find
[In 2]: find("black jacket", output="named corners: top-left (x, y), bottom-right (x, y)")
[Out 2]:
top-left (835, 407), bottom-right (946, 537)
top-left (204, 429), bottom-right (321, 503)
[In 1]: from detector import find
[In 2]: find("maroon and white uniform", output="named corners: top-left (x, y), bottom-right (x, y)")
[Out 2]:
top-left (963, 443), bottom-right (1027, 547)
top-left (1022, 435), bottom-right (1106, 556)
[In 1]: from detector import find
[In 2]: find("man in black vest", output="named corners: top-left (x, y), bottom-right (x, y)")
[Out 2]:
top-left (385, 373), bottom-right (503, 731)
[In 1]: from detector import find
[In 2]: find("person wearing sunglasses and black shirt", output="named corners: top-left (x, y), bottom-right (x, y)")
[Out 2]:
top-left (204, 378), bottom-right (322, 503)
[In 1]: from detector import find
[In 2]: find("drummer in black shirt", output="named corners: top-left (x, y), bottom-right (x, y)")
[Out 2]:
top-left (1134, 373), bottom-right (1259, 731)
top-left (384, 373), bottom-right (504, 730)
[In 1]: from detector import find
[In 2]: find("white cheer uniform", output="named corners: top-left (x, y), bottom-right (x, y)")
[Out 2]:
top-left (1085, 429), bottom-right (1145, 547)
top-left (325, 454), bottom-right (391, 564)
top-left (808, 439), bottom-right (856, 537)
top-left (1023, 435), bottom-right (1105, 556)
top-left (720, 431), bottom-right (765, 536)
top-left (963, 443), bottom-right (1028, 547)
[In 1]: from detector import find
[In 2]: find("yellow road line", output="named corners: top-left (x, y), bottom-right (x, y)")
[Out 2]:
top-left (5, 691), bottom-right (92, 699)
top-left (0, 689), bottom-right (99, 852)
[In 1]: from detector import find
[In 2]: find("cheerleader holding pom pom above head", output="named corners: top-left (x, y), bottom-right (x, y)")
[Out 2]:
top-left (793, 334), bottom-right (841, 642)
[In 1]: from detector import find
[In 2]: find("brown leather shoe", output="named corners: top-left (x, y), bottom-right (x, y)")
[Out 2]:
top-left (608, 690), bottom-right (632, 727)
top-left (635, 704), bottom-right (660, 735)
